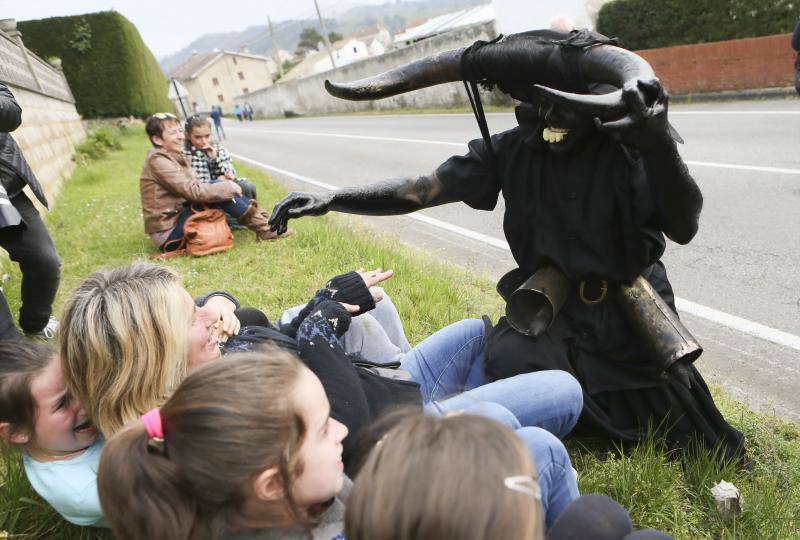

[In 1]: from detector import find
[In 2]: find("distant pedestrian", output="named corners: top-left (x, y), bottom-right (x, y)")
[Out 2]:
top-left (792, 21), bottom-right (800, 96)
top-left (209, 105), bottom-right (225, 140)
top-left (234, 103), bottom-right (243, 121)
top-left (244, 102), bottom-right (254, 121)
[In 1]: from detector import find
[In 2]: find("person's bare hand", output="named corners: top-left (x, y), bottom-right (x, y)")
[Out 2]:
top-left (224, 181), bottom-right (242, 198)
top-left (340, 302), bottom-right (359, 313)
top-left (203, 145), bottom-right (217, 158)
top-left (203, 295), bottom-right (241, 341)
top-left (356, 267), bottom-right (393, 303)
top-left (224, 170), bottom-right (236, 180)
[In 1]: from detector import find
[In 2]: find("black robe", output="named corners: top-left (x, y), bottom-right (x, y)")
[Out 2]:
top-left (435, 125), bottom-right (744, 460)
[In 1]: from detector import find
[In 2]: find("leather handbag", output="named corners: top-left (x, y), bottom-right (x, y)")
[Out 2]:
top-left (157, 206), bottom-right (234, 258)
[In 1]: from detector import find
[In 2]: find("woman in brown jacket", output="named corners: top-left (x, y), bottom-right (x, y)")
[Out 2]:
top-left (140, 113), bottom-right (292, 251)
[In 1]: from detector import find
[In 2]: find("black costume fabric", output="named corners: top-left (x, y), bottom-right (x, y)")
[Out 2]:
top-left (199, 281), bottom-right (422, 471)
top-left (435, 129), bottom-right (744, 460)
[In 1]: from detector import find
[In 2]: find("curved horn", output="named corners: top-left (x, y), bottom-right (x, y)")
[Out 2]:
top-left (532, 84), bottom-right (627, 118)
top-left (325, 34), bottom-right (657, 108)
top-left (325, 48), bottom-right (465, 101)
top-left (527, 45), bottom-right (656, 118)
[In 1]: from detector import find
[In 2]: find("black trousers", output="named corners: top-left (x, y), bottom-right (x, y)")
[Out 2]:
top-left (0, 192), bottom-right (60, 338)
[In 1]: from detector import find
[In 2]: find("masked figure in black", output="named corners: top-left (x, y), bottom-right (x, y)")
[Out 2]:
top-left (269, 30), bottom-right (744, 460)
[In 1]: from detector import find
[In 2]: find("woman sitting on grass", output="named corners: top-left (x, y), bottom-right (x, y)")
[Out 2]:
top-left (59, 262), bottom-right (581, 525)
top-left (0, 340), bottom-right (106, 528)
top-left (140, 112), bottom-right (292, 252)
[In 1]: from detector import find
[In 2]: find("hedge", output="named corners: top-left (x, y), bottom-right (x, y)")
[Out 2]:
top-left (597, 0), bottom-right (800, 51)
top-left (19, 11), bottom-right (173, 118)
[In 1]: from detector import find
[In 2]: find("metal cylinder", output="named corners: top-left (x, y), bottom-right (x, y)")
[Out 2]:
top-left (615, 275), bottom-right (703, 372)
top-left (505, 265), bottom-right (571, 337)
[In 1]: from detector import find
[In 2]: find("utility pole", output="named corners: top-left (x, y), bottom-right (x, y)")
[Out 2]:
top-left (267, 16), bottom-right (284, 79)
top-left (313, 0), bottom-right (336, 69)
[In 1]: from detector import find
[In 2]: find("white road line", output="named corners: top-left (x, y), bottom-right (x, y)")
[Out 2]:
top-left (231, 110), bottom-right (800, 121)
top-left (675, 298), bottom-right (800, 351)
top-left (236, 128), bottom-right (465, 147)
top-left (684, 160), bottom-right (800, 176)
top-left (232, 128), bottom-right (800, 176)
top-left (232, 152), bottom-right (800, 353)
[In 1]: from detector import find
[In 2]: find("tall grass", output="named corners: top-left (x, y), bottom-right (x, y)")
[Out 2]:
top-left (1, 126), bottom-right (797, 538)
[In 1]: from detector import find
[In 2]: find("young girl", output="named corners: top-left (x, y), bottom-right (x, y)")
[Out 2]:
top-left (98, 350), bottom-right (348, 540)
top-left (0, 340), bottom-right (106, 527)
top-left (345, 412), bottom-right (544, 540)
top-left (346, 412), bottom-right (673, 540)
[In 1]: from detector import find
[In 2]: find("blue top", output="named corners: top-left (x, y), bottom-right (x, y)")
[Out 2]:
top-left (23, 438), bottom-right (109, 528)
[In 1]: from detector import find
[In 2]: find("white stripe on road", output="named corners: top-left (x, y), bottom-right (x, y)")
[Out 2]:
top-left (683, 160), bottom-right (800, 176)
top-left (232, 128), bottom-right (800, 176)
top-left (231, 110), bottom-right (800, 121)
top-left (232, 152), bottom-right (800, 353)
top-left (236, 128), bottom-right (466, 147)
top-left (675, 298), bottom-right (800, 351)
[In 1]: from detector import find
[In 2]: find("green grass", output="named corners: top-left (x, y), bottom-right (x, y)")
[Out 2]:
top-left (1, 127), bottom-right (799, 538)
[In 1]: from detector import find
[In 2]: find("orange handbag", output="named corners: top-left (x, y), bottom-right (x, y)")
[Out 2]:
top-left (158, 206), bottom-right (234, 258)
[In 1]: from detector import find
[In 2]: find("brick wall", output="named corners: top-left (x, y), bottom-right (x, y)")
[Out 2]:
top-left (1, 21), bottom-right (85, 207)
top-left (8, 85), bottom-right (85, 204)
top-left (637, 33), bottom-right (795, 95)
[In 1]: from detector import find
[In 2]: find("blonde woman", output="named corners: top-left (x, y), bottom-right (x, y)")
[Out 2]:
top-left (59, 262), bottom-right (581, 526)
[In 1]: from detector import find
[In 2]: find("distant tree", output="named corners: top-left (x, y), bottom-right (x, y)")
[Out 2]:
top-left (296, 27), bottom-right (323, 54)
top-left (328, 31), bottom-right (343, 43)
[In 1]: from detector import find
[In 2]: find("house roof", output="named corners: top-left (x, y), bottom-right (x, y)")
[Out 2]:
top-left (168, 50), bottom-right (271, 80)
top-left (168, 52), bottom-right (218, 80)
top-left (394, 4), bottom-right (495, 44)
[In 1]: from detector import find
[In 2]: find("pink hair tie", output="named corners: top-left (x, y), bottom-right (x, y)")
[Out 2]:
top-left (140, 408), bottom-right (164, 440)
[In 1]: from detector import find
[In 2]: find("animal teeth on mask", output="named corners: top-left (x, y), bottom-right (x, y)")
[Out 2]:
top-left (542, 127), bottom-right (568, 143)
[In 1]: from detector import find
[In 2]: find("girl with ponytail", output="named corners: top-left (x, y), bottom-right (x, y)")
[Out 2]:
top-left (98, 350), bottom-right (348, 540)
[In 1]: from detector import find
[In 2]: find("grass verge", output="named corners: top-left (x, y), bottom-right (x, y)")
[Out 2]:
top-left (1, 126), bottom-right (798, 539)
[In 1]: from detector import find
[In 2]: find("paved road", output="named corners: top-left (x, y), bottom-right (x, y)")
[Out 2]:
top-left (223, 99), bottom-right (800, 421)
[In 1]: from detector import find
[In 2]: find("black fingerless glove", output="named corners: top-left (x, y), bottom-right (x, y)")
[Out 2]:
top-left (319, 271), bottom-right (375, 314)
top-left (305, 298), bottom-right (352, 338)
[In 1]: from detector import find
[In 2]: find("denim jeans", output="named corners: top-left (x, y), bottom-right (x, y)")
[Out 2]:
top-left (0, 192), bottom-right (61, 337)
top-left (162, 198), bottom-right (251, 251)
top-left (436, 401), bottom-right (579, 528)
top-left (402, 318), bottom-right (584, 439)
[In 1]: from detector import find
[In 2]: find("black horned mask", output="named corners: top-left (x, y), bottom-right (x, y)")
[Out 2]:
top-left (325, 30), bottom-right (658, 121)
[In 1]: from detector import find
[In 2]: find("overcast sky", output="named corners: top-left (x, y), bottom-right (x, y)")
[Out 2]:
top-left (1, 0), bottom-right (392, 58)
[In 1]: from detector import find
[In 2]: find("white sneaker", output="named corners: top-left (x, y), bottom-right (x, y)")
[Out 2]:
top-left (26, 316), bottom-right (59, 341)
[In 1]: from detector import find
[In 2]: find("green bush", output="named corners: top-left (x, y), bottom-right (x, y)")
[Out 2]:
top-left (74, 125), bottom-right (124, 164)
top-left (18, 11), bottom-right (174, 118)
top-left (597, 0), bottom-right (800, 50)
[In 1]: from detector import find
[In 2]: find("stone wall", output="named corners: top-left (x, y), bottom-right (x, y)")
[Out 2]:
top-left (0, 19), bottom-right (85, 205)
top-left (637, 33), bottom-right (796, 95)
top-left (241, 21), bottom-right (503, 117)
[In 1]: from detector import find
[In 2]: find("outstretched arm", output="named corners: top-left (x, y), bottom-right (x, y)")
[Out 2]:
top-left (595, 79), bottom-right (702, 244)
top-left (268, 173), bottom-right (458, 234)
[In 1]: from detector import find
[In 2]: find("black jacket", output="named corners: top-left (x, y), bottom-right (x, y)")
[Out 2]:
top-left (200, 275), bottom-right (422, 468)
top-left (0, 82), bottom-right (48, 209)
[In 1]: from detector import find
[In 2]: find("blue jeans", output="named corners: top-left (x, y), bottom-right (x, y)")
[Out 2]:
top-left (435, 401), bottom-right (579, 528)
top-left (162, 198), bottom-right (251, 251)
top-left (401, 318), bottom-right (583, 439)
